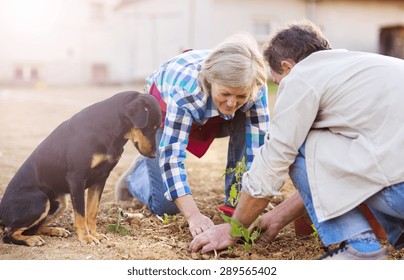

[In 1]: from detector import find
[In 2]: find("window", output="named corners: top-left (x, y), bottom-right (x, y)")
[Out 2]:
top-left (253, 19), bottom-right (272, 46)
top-left (254, 22), bottom-right (271, 37)
top-left (379, 25), bottom-right (404, 59)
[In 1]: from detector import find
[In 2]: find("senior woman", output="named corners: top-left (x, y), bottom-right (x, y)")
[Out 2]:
top-left (116, 33), bottom-right (270, 237)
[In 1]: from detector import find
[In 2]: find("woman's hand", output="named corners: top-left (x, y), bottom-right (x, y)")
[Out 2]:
top-left (187, 212), bottom-right (214, 237)
top-left (174, 194), bottom-right (214, 237)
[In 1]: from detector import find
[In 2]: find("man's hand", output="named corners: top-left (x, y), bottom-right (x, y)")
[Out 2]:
top-left (189, 223), bottom-right (235, 253)
top-left (189, 192), bottom-right (270, 253)
top-left (252, 211), bottom-right (283, 243)
top-left (255, 191), bottom-right (306, 243)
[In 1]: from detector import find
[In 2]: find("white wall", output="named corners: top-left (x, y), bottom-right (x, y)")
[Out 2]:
top-left (0, 0), bottom-right (89, 85)
top-left (316, 0), bottom-right (404, 53)
top-left (0, 0), bottom-right (403, 86)
top-left (114, 0), bottom-right (193, 80)
top-left (211, 0), bottom-right (305, 46)
top-left (0, 0), bottom-right (129, 86)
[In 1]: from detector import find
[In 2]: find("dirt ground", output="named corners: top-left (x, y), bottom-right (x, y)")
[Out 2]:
top-left (0, 85), bottom-right (403, 260)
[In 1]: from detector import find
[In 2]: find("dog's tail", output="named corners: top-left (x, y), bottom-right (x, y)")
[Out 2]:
top-left (2, 227), bottom-right (34, 246)
top-left (3, 227), bottom-right (17, 245)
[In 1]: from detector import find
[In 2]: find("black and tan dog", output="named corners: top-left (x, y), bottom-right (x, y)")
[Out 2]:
top-left (0, 91), bottom-right (161, 246)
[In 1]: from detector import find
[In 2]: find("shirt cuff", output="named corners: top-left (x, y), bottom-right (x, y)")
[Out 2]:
top-left (241, 161), bottom-right (284, 198)
top-left (242, 172), bottom-right (282, 198)
top-left (163, 186), bottom-right (192, 201)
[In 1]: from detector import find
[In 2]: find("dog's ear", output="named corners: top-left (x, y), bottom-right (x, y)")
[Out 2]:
top-left (125, 99), bottom-right (149, 129)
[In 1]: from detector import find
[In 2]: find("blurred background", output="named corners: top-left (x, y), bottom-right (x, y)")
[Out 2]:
top-left (0, 0), bottom-right (403, 88)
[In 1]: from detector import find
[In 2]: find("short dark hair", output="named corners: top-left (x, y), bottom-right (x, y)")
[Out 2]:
top-left (264, 20), bottom-right (332, 74)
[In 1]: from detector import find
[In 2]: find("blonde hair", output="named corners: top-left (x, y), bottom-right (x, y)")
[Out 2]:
top-left (199, 33), bottom-right (267, 101)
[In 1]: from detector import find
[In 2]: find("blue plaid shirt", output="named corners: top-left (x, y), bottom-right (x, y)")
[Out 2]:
top-left (146, 50), bottom-right (270, 201)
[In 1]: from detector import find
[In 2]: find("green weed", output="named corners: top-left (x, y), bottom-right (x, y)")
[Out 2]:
top-left (224, 156), bottom-right (246, 207)
top-left (106, 207), bottom-right (129, 236)
top-left (159, 213), bottom-right (177, 225)
top-left (221, 214), bottom-right (260, 253)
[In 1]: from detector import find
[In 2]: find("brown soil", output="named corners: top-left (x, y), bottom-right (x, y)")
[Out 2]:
top-left (0, 86), bottom-right (402, 260)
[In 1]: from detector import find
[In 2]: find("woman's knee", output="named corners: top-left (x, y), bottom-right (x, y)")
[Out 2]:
top-left (149, 199), bottom-right (180, 216)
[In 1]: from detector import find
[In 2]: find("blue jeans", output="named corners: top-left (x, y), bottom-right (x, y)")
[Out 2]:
top-left (126, 111), bottom-right (246, 215)
top-left (289, 143), bottom-right (404, 249)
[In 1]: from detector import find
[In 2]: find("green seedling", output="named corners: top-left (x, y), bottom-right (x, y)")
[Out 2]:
top-left (224, 156), bottom-right (246, 207)
top-left (159, 213), bottom-right (177, 225)
top-left (309, 223), bottom-right (331, 252)
top-left (310, 224), bottom-right (318, 238)
top-left (221, 214), bottom-right (260, 253)
top-left (222, 157), bottom-right (260, 252)
top-left (106, 207), bottom-right (129, 236)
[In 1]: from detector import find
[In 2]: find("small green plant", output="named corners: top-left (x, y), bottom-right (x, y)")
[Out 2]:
top-left (222, 157), bottom-right (260, 253)
top-left (224, 156), bottom-right (246, 207)
top-left (221, 214), bottom-right (260, 253)
top-left (310, 224), bottom-right (318, 238)
top-left (106, 207), bottom-right (129, 236)
top-left (158, 213), bottom-right (177, 225)
top-left (309, 223), bottom-right (330, 252)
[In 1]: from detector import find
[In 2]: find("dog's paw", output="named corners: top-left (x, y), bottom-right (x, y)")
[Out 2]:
top-left (55, 228), bottom-right (71, 238)
top-left (25, 235), bottom-right (46, 247)
top-left (93, 233), bottom-right (108, 243)
top-left (39, 226), bottom-right (71, 238)
top-left (79, 234), bottom-right (100, 245)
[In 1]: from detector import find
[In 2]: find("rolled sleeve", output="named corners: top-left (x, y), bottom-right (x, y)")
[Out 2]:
top-left (242, 75), bottom-right (320, 198)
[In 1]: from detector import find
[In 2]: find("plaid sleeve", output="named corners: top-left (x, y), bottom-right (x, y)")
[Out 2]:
top-left (245, 84), bottom-right (270, 169)
top-left (159, 97), bottom-right (193, 201)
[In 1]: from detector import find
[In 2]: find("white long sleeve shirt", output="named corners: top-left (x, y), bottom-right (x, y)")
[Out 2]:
top-left (243, 49), bottom-right (404, 222)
